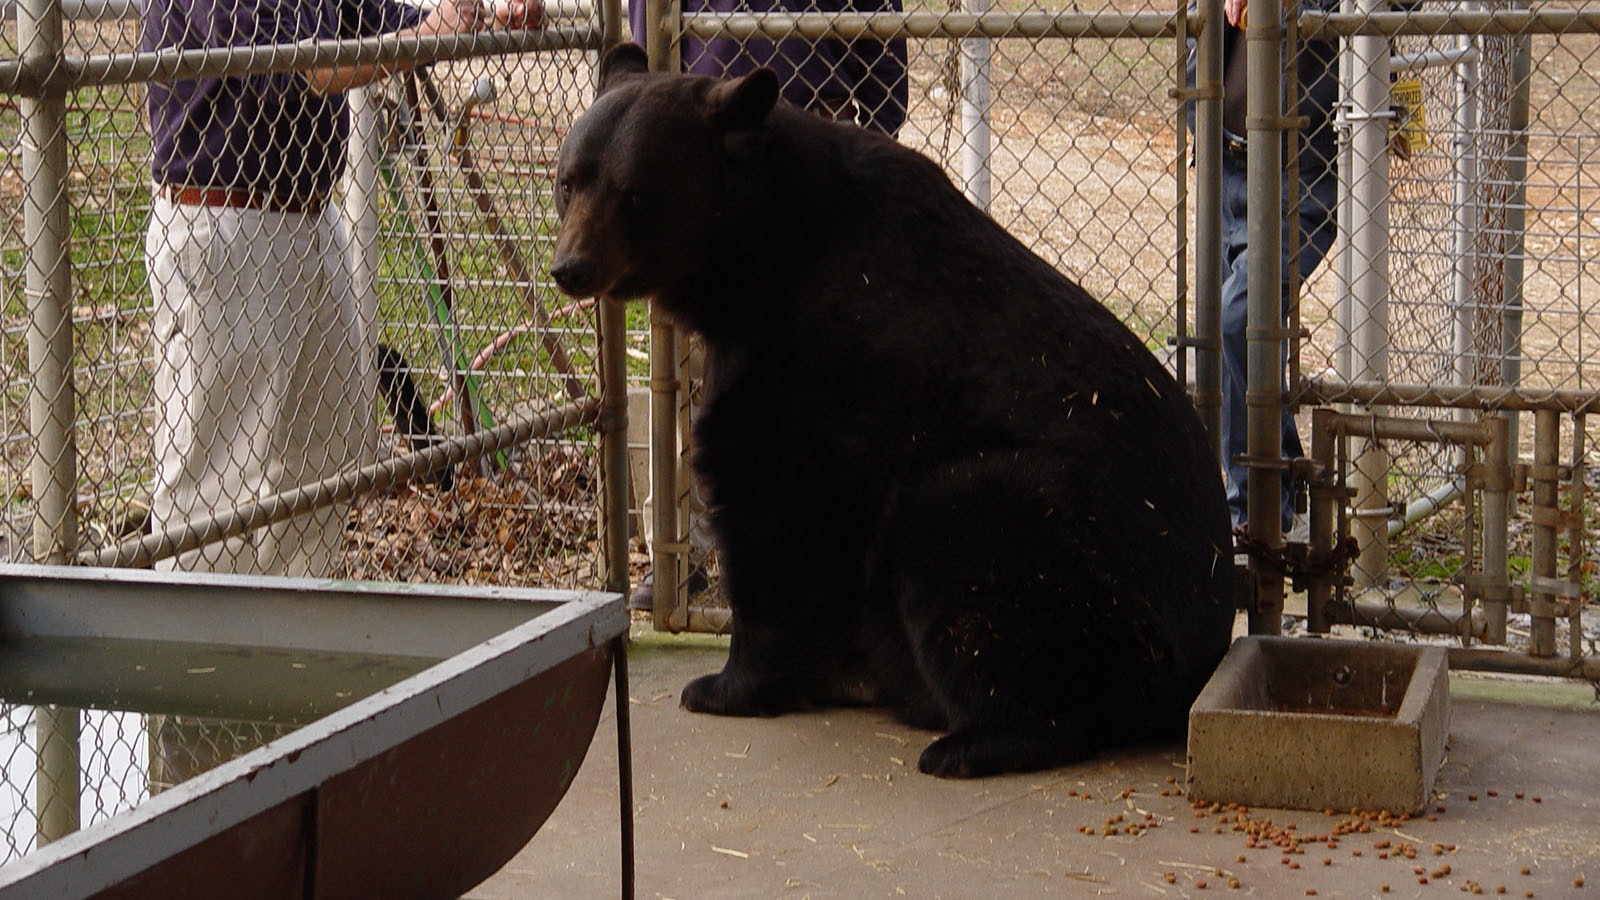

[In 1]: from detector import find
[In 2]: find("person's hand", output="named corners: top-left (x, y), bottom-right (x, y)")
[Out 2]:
top-left (1225, 0), bottom-right (1246, 26)
top-left (420, 0), bottom-right (490, 37)
top-left (493, 0), bottom-right (548, 29)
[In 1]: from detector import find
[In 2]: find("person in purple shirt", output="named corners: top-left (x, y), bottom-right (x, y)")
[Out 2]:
top-left (628, 0), bottom-right (908, 135)
top-left (624, 0), bottom-right (908, 610)
top-left (142, 0), bottom-right (543, 576)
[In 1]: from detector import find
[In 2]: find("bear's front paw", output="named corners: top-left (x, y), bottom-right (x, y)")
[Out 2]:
top-left (680, 672), bottom-right (790, 717)
top-left (917, 726), bottom-right (1093, 778)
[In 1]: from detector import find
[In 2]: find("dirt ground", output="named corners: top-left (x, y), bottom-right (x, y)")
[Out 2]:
top-left (468, 618), bottom-right (1599, 899)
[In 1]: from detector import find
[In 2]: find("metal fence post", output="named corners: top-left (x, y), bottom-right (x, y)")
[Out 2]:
top-left (959, 0), bottom-right (992, 210)
top-left (1498, 16), bottom-right (1532, 478)
top-left (1527, 409), bottom-right (1560, 658)
top-left (1480, 411), bottom-right (1511, 646)
top-left (597, 0), bottom-right (631, 604)
top-left (19, 0), bottom-right (81, 844)
top-left (1192, 0), bottom-right (1225, 451)
top-left (347, 84), bottom-right (383, 385)
top-left (1345, 0), bottom-right (1391, 592)
top-left (1244, 0), bottom-right (1285, 633)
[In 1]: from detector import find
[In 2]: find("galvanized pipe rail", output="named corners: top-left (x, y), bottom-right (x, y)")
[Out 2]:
top-left (1301, 377), bottom-right (1600, 414)
top-left (0, 27), bottom-right (600, 95)
top-left (76, 400), bottom-right (600, 570)
top-left (679, 10), bottom-right (1200, 41)
top-left (1307, 406), bottom-right (1596, 682)
top-left (1303, 9), bottom-right (1600, 39)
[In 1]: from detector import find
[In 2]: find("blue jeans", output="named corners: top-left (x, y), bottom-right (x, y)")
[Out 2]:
top-left (1219, 145), bottom-right (1337, 529)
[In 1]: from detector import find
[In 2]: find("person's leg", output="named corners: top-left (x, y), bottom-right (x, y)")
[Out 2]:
top-left (1218, 151), bottom-right (1253, 528)
top-left (254, 205), bottom-right (374, 577)
top-left (1273, 161), bottom-right (1340, 530)
top-left (147, 200), bottom-right (277, 573)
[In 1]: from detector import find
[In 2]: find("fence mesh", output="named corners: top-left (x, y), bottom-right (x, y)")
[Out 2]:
top-left (0, 2), bottom-right (605, 864)
top-left (1294, 3), bottom-right (1599, 660)
top-left (1, 0), bottom-right (1598, 875)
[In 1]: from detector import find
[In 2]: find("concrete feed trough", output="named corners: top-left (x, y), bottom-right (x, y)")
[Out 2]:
top-left (0, 565), bottom-right (629, 899)
top-left (1187, 635), bottom-right (1449, 814)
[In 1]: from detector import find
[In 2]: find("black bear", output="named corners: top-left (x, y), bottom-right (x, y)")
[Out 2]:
top-left (551, 43), bottom-right (1235, 778)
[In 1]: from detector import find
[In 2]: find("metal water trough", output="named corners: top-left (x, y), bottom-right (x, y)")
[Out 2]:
top-left (0, 564), bottom-right (632, 898)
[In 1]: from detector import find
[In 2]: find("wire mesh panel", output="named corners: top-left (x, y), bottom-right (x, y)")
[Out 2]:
top-left (343, 47), bottom-right (605, 587)
top-left (0, 0), bottom-right (613, 864)
top-left (1292, 2), bottom-right (1599, 670)
top-left (646, 0), bottom-right (1197, 625)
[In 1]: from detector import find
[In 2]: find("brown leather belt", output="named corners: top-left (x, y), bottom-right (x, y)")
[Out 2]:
top-left (164, 185), bottom-right (325, 216)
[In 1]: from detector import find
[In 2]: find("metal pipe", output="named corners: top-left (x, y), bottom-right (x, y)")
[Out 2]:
top-left (1326, 599), bottom-right (1488, 640)
top-left (1306, 409), bottom-right (1337, 632)
top-left (1499, 14), bottom-right (1532, 480)
top-left (1319, 412), bottom-right (1492, 446)
top-left (1528, 409), bottom-right (1559, 657)
top-left (599, 298), bottom-right (632, 598)
top-left (20, 0), bottom-right (79, 845)
top-left (597, 0), bottom-right (622, 46)
top-left (1389, 477), bottom-right (1466, 536)
top-left (347, 85), bottom-right (383, 446)
top-left (646, 318), bottom-right (682, 633)
top-left (668, 603), bottom-right (734, 634)
top-left (0, 0), bottom-right (599, 20)
top-left (1301, 377), bottom-right (1600, 414)
top-left (79, 400), bottom-right (600, 569)
top-left (1447, 648), bottom-right (1600, 682)
top-left (0, 28), bottom-right (599, 94)
top-left (1450, 13), bottom-right (1481, 490)
top-left (1192, 0), bottom-right (1225, 448)
top-left (1303, 9), bottom-right (1600, 39)
top-left (1479, 413), bottom-right (1511, 644)
top-left (640, 0), bottom-right (684, 631)
top-left (1569, 416), bottom-right (1587, 660)
top-left (35, 706), bottom-right (79, 846)
top-left (1346, 0), bottom-right (1392, 592)
top-left (611, 639), bottom-right (636, 900)
top-left (595, 0), bottom-right (630, 608)
top-left (1243, 0), bottom-right (1283, 634)
top-left (680, 10), bottom-right (1199, 41)
top-left (959, 0), bottom-right (993, 209)
top-left (1390, 46), bottom-right (1479, 72)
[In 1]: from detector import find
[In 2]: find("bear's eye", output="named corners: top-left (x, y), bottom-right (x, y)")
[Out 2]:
top-left (556, 178), bottom-right (572, 206)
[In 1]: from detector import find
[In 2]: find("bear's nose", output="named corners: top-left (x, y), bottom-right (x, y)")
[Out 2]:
top-left (550, 257), bottom-right (597, 298)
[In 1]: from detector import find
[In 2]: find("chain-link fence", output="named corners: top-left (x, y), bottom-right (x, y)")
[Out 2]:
top-left (0, 0), bottom-right (626, 863)
top-left (4, 0), bottom-right (1600, 874)
top-left (1293, 2), bottom-right (1600, 679)
top-left (638, 0), bottom-right (1600, 688)
top-left (637, 0), bottom-right (1203, 629)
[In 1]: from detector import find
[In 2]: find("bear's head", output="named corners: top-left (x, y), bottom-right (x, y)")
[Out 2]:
top-left (550, 43), bottom-right (781, 301)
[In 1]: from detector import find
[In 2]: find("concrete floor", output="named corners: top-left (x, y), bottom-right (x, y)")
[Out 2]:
top-left (472, 622), bottom-right (1599, 899)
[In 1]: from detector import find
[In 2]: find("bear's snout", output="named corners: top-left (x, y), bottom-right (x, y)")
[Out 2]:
top-left (550, 255), bottom-right (600, 298)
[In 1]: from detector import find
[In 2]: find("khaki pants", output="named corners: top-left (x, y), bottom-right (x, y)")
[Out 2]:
top-left (145, 197), bottom-right (375, 576)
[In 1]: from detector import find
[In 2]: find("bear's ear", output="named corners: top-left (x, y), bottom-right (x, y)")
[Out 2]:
top-left (597, 43), bottom-right (650, 95)
top-left (706, 68), bottom-right (780, 133)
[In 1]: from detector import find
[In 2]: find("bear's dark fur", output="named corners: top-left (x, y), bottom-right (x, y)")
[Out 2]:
top-left (552, 43), bottom-right (1235, 778)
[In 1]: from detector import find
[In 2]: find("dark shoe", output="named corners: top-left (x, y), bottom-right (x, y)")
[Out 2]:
top-left (629, 567), bottom-right (710, 612)
top-left (628, 573), bottom-right (655, 612)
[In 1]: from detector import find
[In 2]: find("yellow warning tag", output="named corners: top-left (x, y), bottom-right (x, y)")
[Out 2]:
top-left (1390, 78), bottom-right (1428, 156)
